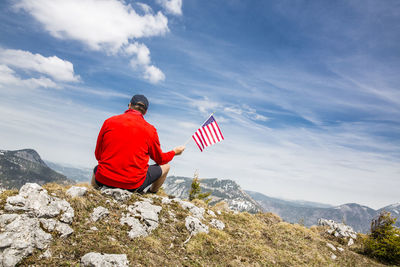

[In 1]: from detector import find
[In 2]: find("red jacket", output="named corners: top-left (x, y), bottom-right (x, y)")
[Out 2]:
top-left (95, 109), bottom-right (175, 189)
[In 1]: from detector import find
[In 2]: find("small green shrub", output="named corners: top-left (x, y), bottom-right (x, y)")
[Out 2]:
top-left (363, 211), bottom-right (400, 265)
top-left (188, 171), bottom-right (211, 203)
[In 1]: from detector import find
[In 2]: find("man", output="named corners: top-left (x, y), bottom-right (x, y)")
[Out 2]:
top-left (92, 94), bottom-right (185, 193)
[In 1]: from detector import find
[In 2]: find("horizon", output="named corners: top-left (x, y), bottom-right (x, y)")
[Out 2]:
top-left (1, 0), bottom-right (399, 210)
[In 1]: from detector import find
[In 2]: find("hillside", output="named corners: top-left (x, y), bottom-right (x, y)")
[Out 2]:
top-left (0, 182), bottom-right (386, 266)
top-left (247, 190), bottom-right (399, 233)
top-left (0, 149), bottom-right (73, 189)
top-left (163, 176), bottom-right (262, 213)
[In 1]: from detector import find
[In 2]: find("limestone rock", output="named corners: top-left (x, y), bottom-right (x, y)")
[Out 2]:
top-left (174, 199), bottom-right (205, 219)
top-left (101, 187), bottom-right (132, 202)
top-left (326, 243), bottom-right (336, 251)
top-left (318, 218), bottom-right (357, 239)
top-left (81, 252), bottom-right (129, 267)
top-left (66, 186), bottom-right (88, 198)
top-left (348, 238), bottom-right (354, 246)
top-left (337, 247), bottom-right (344, 252)
top-left (127, 201), bottom-right (162, 230)
top-left (331, 253), bottom-right (337, 260)
top-left (207, 210), bottom-right (216, 217)
top-left (185, 216), bottom-right (209, 235)
top-left (0, 214), bottom-right (52, 267)
top-left (120, 214), bottom-right (148, 239)
top-left (210, 219), bottom-right (225, 230)
top-left (120, 201), bottom-right (162, 239)
top-left (40, 218), bottom-right (73, 238)
top-left (91, 207), bottom-right (110, 222)
top-left (5, 183), bottom-right (74, 224)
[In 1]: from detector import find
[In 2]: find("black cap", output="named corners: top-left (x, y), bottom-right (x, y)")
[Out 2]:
top-left (130, 94), bottom-right (149, 110)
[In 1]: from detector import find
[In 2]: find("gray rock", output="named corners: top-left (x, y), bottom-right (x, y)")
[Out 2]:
top-left (337, 247), bottom-right (344, 252)
top-left (207, 210), bottom-right (216, 217)
top-left (331, 253), bottom-right (337, 260)
top-left (39, 249), bottom-right (52, 259)
top-left (90, 226), bottom-right (98, 231)
top-left (101, 187), bottom-right (132, 202)
top-left (174, 199), bottom-right (205, 219)
top-left (120, 214), bottom-right (148, 239)
top-left (91, 207), bottom-right (110, 222)
top-left (318, 218), bottom-right (357, 239)
top-left (120, 200), bottom-right (162, 239)
top-left (326, 242), bottom-right (336, 251)
top-left (5, 183), bottom-right (74, 224)
top-left (185, 216), bottom-right (209, 235)
top-left (128, 201), bottom-right (162, 230)
top-left (66, 186), bottom-right (88, 198)
top-left (348, 238), bottom-right (354, 246)
top-left (81, 252), bottom-right (129, 267)
top-left (0, 214), bottom-right (52, 267)
top-left (210, 219), bottom-right (225, 230)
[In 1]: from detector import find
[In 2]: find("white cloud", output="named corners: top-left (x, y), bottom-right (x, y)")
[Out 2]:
top-left (123, 42), bottom-right (165, 83)
top-left (0, 49), bottom-right (79, 82)
top-left (144, 65), bottom-right (165, 84)
top-left (0, 64), bottom-right (57, 89)
top-left (157, 0), bottom-right (183, 16)
top-left (14, 0), bottom-right (170, 83)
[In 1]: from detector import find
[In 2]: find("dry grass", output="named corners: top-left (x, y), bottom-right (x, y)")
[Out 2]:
top-left (0, 184), bottom-right (388, 266)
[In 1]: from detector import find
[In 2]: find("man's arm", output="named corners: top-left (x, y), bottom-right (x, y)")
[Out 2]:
top-left (149, 130), bottom-right (185, 165)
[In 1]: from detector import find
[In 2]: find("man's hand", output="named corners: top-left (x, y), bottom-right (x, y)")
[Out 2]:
top-left (173, 146), bottom-right (185, 155)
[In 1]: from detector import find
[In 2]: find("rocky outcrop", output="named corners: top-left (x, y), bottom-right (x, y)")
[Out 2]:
top-left (101, 187), bottom-right (132, 202)
top-left (185, 216), bottom-right (209, 235)
top-left (318, 218), bottom-right (357, 247)
top-left (0, 183), bottom-right (75, 266)
top-left (91, 207), bottom-right (110, 222)
top-left (81, 252), bottom-right (129, 267)
top-left (66, 186), bottom-right (87, 198)
top-left (120, 200), bottom-right (162, 239)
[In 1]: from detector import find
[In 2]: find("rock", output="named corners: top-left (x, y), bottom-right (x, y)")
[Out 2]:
top-left (120, 201), bottom-right (162, 239)
top-left (120, 214), bottom-right (148, 239)
top-left (39, 249), bottom-right (52, 259)
top-left (216, 210), bottom-right (222, 215)
top-left (318, 218), bottom-right (357, 239)
top-left (101, 187), bottom-right (132, 202)
top-left (91, 207), bottom-right (110, 222)
top-left (210, 219), bottom-right (225, 230)
top-left (337, 247), bottom-right (344, 252)
top-left (127, 201), bottom-right (162, 230)
top-left (174, 199), bottom-right (205, 219)
top-left (331, 253), bottom-right (337, 260)
top-left (161, 197), bottom-right (173, 204)
top-left (185, 216), bottom-right (209, 235)
top-left (0, 214), bottom-right (52, 267)
top-left (66, 186), bottom-right (87, 198)
top-left (326, 243), bottom-right (336, 251)
top-left (90, 226), bottom-right (98, 231)
top-left (207, 210), bottom-right (216, 217)
top-left (81, 252), bottom-right (129, 267)
top-left (5, 183), bottom-right (74, 224)
top-left (348, 238), bottom-right (354, 246)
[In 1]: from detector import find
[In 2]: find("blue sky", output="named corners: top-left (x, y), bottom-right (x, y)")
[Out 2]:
top-left (0, 0), bottom-right (399, 209)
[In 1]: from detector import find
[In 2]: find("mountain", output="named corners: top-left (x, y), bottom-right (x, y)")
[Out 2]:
top-left (45, 160), bottom-right (92, 182)
top-left (378, 203), bottom-right (400, 228)
top-left (0, 149), bottom-right (73, 189)
top-left (247, 190), bottom-right (394, 233)
top-left (163, 176), bottom-right (262, 213)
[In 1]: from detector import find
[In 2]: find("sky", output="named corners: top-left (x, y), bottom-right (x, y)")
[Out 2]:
top-left (0, 0), bottom-right (399, 209)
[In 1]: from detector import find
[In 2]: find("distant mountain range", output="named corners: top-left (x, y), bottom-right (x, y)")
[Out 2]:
top-left (163, 176), bottom-right (262, 213)
top-left (45, 161), bottom-right (92, 182)
top-left (0, 149), bottom-right (73, 189)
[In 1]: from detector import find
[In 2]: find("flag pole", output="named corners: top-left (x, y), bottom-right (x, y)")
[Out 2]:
top-left (183, 111), bottom-right (216, 146)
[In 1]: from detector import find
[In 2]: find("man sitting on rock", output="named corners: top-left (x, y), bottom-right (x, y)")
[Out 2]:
top-left (92, 94), bottom-right (185, 193)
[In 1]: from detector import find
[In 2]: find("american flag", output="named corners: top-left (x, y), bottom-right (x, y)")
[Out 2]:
top-left (192, 115), bottom-right (224, 152)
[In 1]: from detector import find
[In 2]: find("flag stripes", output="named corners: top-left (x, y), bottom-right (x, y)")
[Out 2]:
top-left (192, 115), bottom-right (224, 152)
